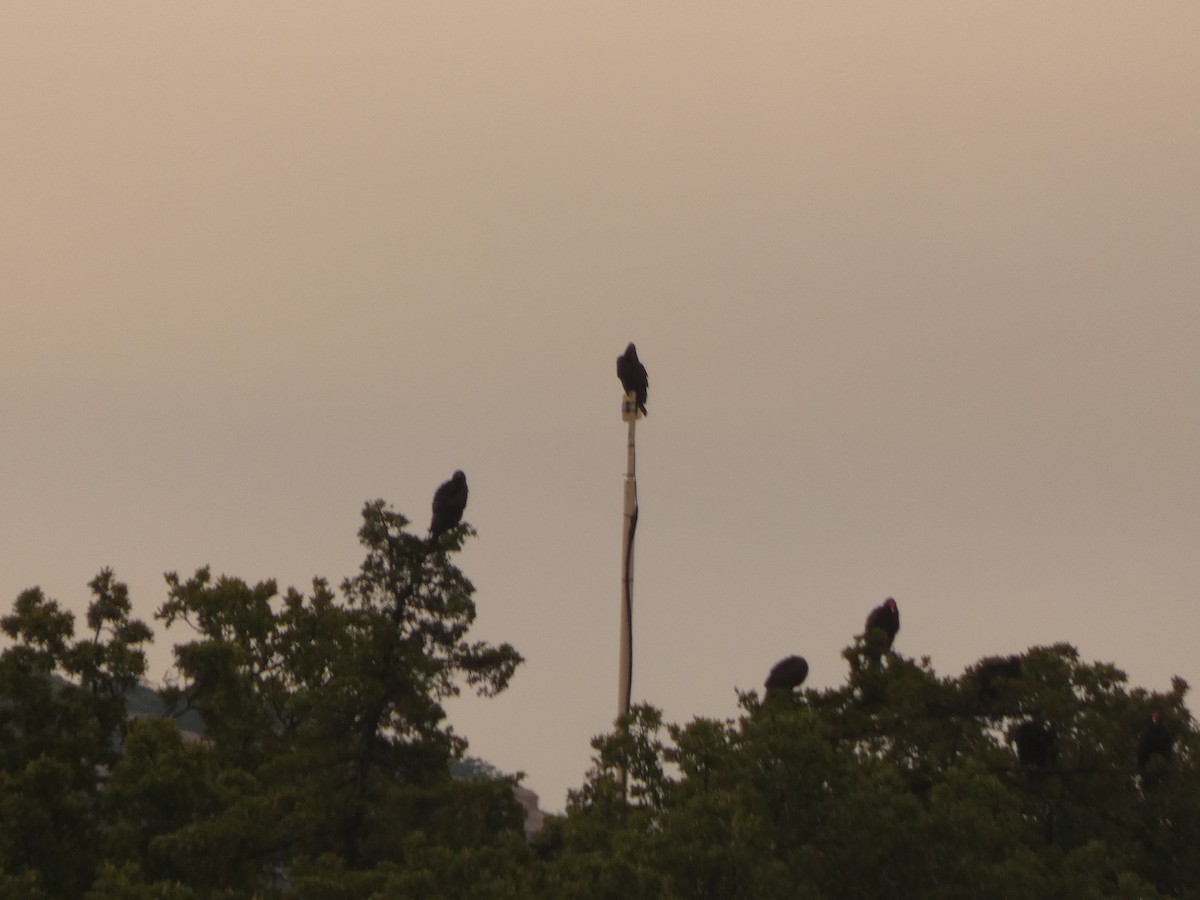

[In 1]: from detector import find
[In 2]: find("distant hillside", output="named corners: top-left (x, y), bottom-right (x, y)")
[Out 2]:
top-left (122, 681), bottom-right (207, 736)
top-left (123, 681), bottom-right (546, 834)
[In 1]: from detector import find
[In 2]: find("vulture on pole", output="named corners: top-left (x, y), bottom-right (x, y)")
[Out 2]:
top-left (616, 343), bottom-right (649, 416)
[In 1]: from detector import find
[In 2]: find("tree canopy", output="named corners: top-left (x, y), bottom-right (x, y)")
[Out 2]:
top-left (0, 501), bottom-right (1196, 898)
top-left (539, 641), bottom-right (1196, 899)
top-left (0, 500), bottom-right (526, 897)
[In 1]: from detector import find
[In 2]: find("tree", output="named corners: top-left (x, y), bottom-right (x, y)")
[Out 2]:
top-left (4, 502), bottom-right (1198, 898)
top-left (0, 499), bottom-right (526, 897)
top-left (543, 641), bottom-right (1193, 899)
top-left (0, 571), bottom-right (152, 896)
top-left (144, 499), bottom-right (525, 891)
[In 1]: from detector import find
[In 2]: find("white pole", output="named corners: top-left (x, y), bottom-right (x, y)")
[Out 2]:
top-left (619, 395), bottom-right (638, 720)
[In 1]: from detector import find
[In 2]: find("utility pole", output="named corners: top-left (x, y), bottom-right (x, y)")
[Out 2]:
top-left (618, 391), bottom-right (640, 722)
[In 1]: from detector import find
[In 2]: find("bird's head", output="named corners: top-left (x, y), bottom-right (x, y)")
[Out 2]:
top-left (885, 598), bottom-right (897, 613)
top-left (1151, 711), bottom-right (1162, 724)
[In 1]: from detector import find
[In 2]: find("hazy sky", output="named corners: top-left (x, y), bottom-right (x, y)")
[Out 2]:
top-left (3, 4), bottom-right (1198, 811)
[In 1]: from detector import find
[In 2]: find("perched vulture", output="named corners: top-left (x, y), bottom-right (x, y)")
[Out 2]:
top-left (1138, 712), bottom-right (1174, 772)
top-left (862, 597), bottom-right (900, 663)
top-left (764, 655), bottom-right (809, 696)
top-left (974, 655), bottom-right (1023, 701)
top-left (616, 343), bottom-right (648, 416)
top-left (429, 470), bottom-right (469, 538)
top-left (1010, 720), bottom-right (1056, 770)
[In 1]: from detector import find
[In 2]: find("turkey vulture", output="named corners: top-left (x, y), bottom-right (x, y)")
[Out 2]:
top-left (429, 470), bottom-right (468, 538)
top-left (973, 655), bottom-right (1023, 702)
top-left (862, 597), bottom-right (900, 663)
top-left (1138, 711), bottom-right (1174, 771)
top-left (1010, 720), bottom-right (1056, 769)
top-left (616, 343), bottom-right (648, 416)
top-left (764, 655), bottom-right (809, 696)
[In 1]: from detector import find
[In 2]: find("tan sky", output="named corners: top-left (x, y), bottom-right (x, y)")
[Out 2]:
top-left (3, 3), bottom-right (1199, 811)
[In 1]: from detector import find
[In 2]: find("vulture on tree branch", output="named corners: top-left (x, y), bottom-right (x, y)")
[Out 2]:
top-left (1010, 720), bottom-right (1056, 770)
top-left (973, 655), bottom-right (1023, 703)
top-left (862, 597), bottom-right (900, 663)
top-left (764, 655), bottom-right (809, 696)
top-left (1138, 711), bottom-right (1174, 772)
top-left (430, 470), bottom-right (469, 538)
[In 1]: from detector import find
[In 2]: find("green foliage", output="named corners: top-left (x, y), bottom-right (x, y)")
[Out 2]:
top-left (2, 500), bottom-right (1198, 897)
top-left (0, 572), bottom-right (152, 896)
top-left (0, 500), bottom-right (524, 897)
top-left (545, 640), bottom-right (1196, 899)
top-left (147, 499), bottom-right (525, 888)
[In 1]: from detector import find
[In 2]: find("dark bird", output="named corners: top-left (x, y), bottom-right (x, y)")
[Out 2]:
top-left (862, 597), bottom-right (900, 663)
top-left (1138, 711), bottom-right (1174, 772)
top-left (1010, 720), bottom-right (1056, 770)
top-left (764, 655), bottom-right (809, 696)
top-left (973, 655), bottom-right (1023, 702)
top-left (616, 342), bottom-right (648, 416)
top-left (429, 470), bottom-right (468, 538)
